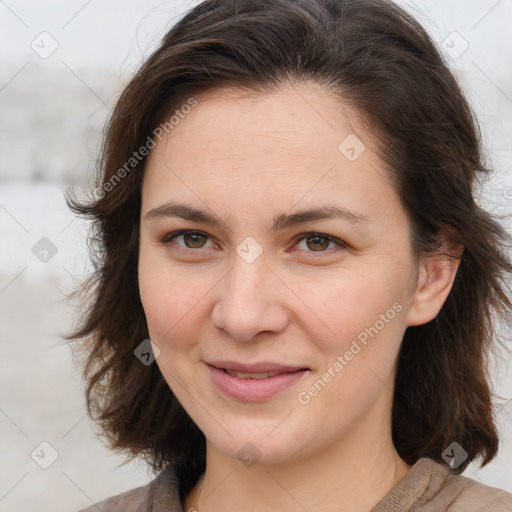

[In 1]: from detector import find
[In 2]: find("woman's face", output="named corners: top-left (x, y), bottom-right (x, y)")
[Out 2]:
top-left (138, 83), bottom-right (424, 465)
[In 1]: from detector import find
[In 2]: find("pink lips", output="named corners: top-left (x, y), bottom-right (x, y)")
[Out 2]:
top-left (207, 360), bottom-right (307, 374)
top-left (205, 361), bottom-right (310, 402)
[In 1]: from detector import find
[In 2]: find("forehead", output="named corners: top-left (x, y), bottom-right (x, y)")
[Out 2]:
top-left (162, 83), bottom-right (357, 155)
top-left (141, 83), bottom-right (402, 227)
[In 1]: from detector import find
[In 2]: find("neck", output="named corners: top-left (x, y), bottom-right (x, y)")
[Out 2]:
top-left (184, 406), bottom-right (411, 512)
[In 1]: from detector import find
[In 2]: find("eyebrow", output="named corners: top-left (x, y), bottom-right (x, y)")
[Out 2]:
top-left (144, 201), bottom-right (371, 231)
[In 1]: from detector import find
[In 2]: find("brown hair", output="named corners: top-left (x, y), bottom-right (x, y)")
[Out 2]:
top-left (65, 0), bottom-right (512, 495)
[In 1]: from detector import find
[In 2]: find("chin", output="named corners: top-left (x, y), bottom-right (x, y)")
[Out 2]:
top-left (203, 419), bottom-right (318, 467)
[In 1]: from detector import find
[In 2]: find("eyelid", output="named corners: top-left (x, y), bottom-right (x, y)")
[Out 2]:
top-left (161, 229), bottom-right (347, 254)
top-left (161, 229), bottom-right (217, 249)
top-left (292, 232), bottom-right (347, 254)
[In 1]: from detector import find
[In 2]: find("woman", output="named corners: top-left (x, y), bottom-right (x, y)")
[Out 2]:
top-left (67, 0), bottom-right (512, 510)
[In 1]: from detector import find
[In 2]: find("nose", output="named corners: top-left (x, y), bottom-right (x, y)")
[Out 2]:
top-left (211, 252), bottom-right (289, 342)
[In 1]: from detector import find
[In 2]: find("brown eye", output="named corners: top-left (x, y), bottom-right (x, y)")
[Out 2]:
top-left (294, 232), bottom-right (347, 254)
top-left (306, 235), bottom-right (330, 251)
top-left (163, 230), bottom-right (214, 251)
top-left (183, 232), bottom-right (208, 248)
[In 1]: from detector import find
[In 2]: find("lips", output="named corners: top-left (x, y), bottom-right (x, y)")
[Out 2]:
top-left (223, 369), bottom-right (283, 379)
top-left (206, 360), bottom-right (309, 374)
top-left (205, 361), bottom-right (310, 401)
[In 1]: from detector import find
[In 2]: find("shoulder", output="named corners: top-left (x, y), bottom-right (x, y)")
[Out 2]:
top-left (74, 463), bottom-right (182, 512)
top-left (415, 458), bottom-right (512, 512)
top-left (440, 471), bottom-right (512, 512)
top-left (76, 484), bottom-right (146, 512)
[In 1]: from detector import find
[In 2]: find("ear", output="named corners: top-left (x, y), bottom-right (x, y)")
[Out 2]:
top-left (405, 230), bottom-right (463, 327)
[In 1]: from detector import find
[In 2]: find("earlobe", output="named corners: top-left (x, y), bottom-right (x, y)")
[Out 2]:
top-left (405, 234), bottom-right (463, 327)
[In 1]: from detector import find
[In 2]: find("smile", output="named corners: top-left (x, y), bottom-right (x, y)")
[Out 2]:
top-left (205, 362), bottom-right (310, 401)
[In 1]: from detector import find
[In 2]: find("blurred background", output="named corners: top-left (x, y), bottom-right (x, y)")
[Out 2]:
top-left (0, 0), bottom-right (511, 510)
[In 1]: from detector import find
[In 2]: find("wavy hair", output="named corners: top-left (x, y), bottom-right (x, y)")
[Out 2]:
top-left (65, 0), bottom-right (512, 497)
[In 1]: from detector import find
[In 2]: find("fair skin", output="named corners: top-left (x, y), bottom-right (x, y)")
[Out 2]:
top-left (138, 82), bottom-right (460, 512)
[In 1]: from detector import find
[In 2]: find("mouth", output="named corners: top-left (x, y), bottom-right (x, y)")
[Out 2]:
top-left (204, 361), bottom-right (311, 401)
top-left (206, 360), bottom-right (310, 374)
top-left (220, 368), bottom-right (296, 379)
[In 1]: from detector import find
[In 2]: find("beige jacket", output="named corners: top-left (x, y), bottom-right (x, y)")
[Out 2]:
top-left (78, 457), bottom-right (512, 511)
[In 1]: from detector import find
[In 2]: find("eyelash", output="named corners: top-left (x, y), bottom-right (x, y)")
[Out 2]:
top-left (161, 230), bottom-right (347, 256)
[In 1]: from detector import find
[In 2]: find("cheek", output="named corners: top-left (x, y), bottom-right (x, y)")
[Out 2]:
top-left (292, 268), bottom-right (406, 353)
top-left (138, 244), bottom-right (196, 339)
top-left (301, 279), bottom-right (406, 414)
